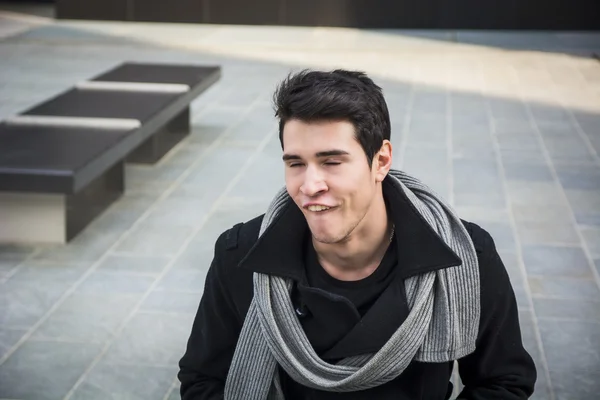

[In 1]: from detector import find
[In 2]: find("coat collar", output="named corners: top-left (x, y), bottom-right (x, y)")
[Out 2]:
top-left (237, 175), bottom-right (462, 279)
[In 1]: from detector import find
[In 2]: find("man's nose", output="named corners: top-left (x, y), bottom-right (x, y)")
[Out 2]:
top-left (300, 167), bottom-right (327, 196)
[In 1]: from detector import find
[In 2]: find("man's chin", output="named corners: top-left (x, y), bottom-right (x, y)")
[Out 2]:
top-left (310, 230), bottom-right (346, 245)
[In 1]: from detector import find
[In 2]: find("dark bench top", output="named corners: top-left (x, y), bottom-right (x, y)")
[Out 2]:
top-left (22, 89), bottom-right (180, 123)
top-left (90, 63), bottom-right (220, 87)
top-left (0, 124), bottom-right (134, 193)
top-left (20, 63), bottom-right (221, 125)
top-left (1, 62), bottom-right (221, 194)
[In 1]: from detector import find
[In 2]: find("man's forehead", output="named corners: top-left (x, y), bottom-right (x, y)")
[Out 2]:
top-left (282, 121), bottom-right (360, 146)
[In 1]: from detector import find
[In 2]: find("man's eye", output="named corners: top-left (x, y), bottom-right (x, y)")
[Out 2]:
top-left (289, 163), bottom-right (303, 168)
top-left (324, 162), bottom-right (341, 166)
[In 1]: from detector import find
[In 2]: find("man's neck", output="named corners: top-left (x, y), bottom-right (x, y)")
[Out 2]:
top-left (312, 194), bottom-right (393, 282)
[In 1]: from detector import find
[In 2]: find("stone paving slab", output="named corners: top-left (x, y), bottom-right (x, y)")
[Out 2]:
top-left (1, 5), bottom-right (600, 400)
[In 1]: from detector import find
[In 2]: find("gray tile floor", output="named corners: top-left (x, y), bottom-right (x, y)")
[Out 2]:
top-left (0, 5), bottom-right (600, 400)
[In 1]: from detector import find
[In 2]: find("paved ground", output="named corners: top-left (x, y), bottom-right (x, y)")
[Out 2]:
top-left (0, 4), bottom-right (599, 400)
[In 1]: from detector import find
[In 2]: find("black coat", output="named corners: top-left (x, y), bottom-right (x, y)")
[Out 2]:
top-left (178, 180), bottom-right (537, 399)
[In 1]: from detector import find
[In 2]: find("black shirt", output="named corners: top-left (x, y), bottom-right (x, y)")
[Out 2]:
top-left (304, 232), bottom-right (398, 317)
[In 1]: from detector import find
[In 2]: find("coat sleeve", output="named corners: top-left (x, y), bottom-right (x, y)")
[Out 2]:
top-left (178, 233), bottom-right (243, 400)
top-left (457, 224), bottom-right (537, 399)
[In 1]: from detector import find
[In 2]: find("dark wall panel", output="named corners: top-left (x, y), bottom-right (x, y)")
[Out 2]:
top-left (55, 0), bottom-right (600, 30)
top-left (284, 0), bottom-right (430, 28)
top-left (132, 0), bottom-right (204, 23)
top-left (284, 0), bottom-right (350, 27)
top-left (56, 0), bottom-right (129, 21)
top-left (207, 0), bottom-right (280, 25)
top-left (514, 0), bottom-right (598, 30)
top-left (454, 0), bottom-right (517, 29)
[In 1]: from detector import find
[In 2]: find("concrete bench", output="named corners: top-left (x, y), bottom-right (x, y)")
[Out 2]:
top-left (0, 62), bottom-right (221, 244)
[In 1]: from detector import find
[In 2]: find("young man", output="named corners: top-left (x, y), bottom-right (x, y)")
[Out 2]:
top-left (178, 70), bottom-right (537, 399)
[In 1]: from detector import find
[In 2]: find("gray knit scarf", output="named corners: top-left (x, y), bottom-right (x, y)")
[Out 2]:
top-left (224, 169), bottom-right (480, 399)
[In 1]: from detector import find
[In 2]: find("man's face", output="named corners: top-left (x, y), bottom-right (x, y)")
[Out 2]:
top-left (282, 119), bottom-right (382, 244)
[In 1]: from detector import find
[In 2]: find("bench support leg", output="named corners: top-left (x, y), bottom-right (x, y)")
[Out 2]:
top-left (0, 162), bottom-right (124, 244)
top-left (66, 161), bottom-right (124, 241)
top-left (127, 107), bottom-right (190, 164)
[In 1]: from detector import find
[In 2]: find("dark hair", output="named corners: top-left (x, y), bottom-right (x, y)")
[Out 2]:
top-left (273, 69), bottom-right (391, 165)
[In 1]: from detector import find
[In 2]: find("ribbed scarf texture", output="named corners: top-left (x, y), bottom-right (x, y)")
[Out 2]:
top-left (224, 169), bottom-right (480, 399)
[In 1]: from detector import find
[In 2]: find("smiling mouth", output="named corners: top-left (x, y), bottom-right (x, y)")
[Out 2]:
top-left (306, 205), bottom-right (335, 212)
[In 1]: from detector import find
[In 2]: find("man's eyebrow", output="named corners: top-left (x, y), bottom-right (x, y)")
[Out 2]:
top-left (282, 150), bottom-right (350, 161)
top-left (315, 150), bottom-right (350, 158)
top-left (282, 153), bottom-right (301, 161)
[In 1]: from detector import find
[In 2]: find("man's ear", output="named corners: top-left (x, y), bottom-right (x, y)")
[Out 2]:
top-left (373, 140), bottom-right (393, 182)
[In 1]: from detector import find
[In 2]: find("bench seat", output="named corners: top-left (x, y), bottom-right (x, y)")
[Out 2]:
top-left (0, 62), bottom-right (221, 244)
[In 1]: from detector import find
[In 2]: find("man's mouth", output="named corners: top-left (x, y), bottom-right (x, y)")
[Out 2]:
top-left (307, 205), bottom-right (332, 212)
